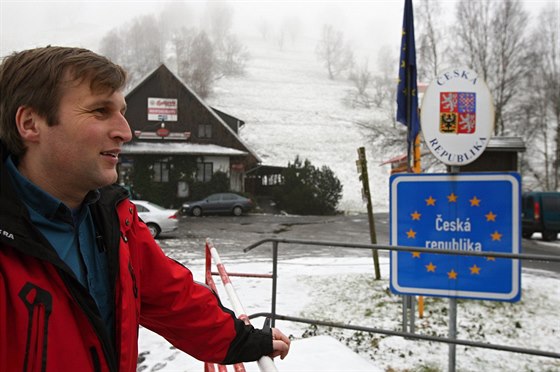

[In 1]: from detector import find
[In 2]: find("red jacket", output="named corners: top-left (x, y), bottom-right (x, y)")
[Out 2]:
top-left (0, 154), bottom-right (271, 371)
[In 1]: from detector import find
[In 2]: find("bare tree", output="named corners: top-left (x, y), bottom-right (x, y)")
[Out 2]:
top-left (203, 1), bottom-right (233, 50)
top-left (275, 27), bottom-right (286, 50)
top-left (281, 15), bottom-right (303, 46)
top-left (455, 0), bottom-right (493, 80)
top-left (455, 0), bottom-right (529, 136)
top-left (257, 20), bottom-right (270, 41)
top-left (520, 7), bottom-right (560, 191)
top-left (315, 24), bottom-right (354, 80)
top-left (158, 2), bottom-right (194, 45)
top-left (353, 45), bottom-right (403, 160)
top-left (490, 0), bottom-right (530, 135)
top-left (173, 28), bottom-right (217, 98)
top-left (174, 29), bottom-right (216, 98)
top-left (416, 0), bottom-right (445, 81)
top-left (375, 45), bottom-right (398, 126)
top-left (346, 60), bottom-right (372, 108)
top-left (99, 29), bottom-right (124, 64)
top-left (276, 19), bottom-right (298, 50)
top-left (202, 1), bottom-right (249, 77)
top-left (217, 34), bottom-right (250, 76)
top-left (98, 3), bottom-right (249, 96)
top-left (100, 15), bottom-right (163, 91)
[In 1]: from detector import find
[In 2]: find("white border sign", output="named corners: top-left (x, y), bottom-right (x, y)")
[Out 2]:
top-left (421, 68), bottom-right (494, 166)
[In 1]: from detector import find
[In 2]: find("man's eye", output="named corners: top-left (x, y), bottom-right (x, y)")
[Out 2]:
top-left (92, 108), bottom-right (109, 116)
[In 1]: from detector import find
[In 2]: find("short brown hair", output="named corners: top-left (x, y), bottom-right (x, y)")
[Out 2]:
top-left (0, 46), bottom-right (127, 157)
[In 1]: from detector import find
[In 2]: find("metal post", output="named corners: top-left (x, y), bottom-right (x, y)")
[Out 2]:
top-left (449, 298), bottom-right (457, 372)
top-left (402, 296), bottom-right (408, 332)
top-left (448, 164), bottom-right (459, 372)
top-left (402, 296), bottom-right (416, 335)
top-left (271, 241), bottom-right (278, 328)
top-left (410, 296), bottom-right (416, 334)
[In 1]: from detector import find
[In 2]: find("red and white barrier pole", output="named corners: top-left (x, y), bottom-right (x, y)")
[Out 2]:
top-left (206, 239), bottom-right (278, 372)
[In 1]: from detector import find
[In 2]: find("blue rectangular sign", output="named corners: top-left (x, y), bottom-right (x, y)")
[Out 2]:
top-left (390, 173), bottom-right (521, 302)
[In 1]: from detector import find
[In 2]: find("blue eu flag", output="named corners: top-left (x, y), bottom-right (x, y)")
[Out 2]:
top-left (396, 0), bottom-right (420, 145)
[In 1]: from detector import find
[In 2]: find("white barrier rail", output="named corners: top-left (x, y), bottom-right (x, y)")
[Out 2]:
top-left (205, 238), bottom-right (278, 372)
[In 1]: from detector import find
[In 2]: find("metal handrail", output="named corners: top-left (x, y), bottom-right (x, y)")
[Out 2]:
top-left (243, 237), bottom-right (560, 361)
top-left (244, 237), bottom-right (560, 262)
top-left (247, 312), bottom-right (560, 359)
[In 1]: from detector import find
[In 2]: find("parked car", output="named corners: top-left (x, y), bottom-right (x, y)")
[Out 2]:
top-left (133, 200), bottom-right (179, 238)
top-left (521, 191), bottom-right (560, 241)
top-left (182, 193), bottom-right (254, 217)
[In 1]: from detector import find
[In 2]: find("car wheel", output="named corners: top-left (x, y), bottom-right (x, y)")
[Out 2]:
top-left (522, 231), bottom-right (533, 239)
top-left (192, 207), bottom-right (203, 217)
top-left (146, 223), bottom-right (161, 239)
top-left (542, 230), bottom-right (558, 242)
top-left (232, 206), bottom-right (243, 216)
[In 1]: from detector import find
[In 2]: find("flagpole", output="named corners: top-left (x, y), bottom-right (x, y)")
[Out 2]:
top-left (406, 66), bottom-right (413, 173)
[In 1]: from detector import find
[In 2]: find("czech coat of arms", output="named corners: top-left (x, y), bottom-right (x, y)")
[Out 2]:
top-left (439, 92), bottom-right (476, 134)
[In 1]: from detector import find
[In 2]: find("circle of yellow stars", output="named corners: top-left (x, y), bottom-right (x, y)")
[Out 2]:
top-left (405, 192), bottom-right (502, 281)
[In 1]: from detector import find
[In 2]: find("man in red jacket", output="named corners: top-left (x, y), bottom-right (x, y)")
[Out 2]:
top-left (0, 46), bottom-right (290, 371)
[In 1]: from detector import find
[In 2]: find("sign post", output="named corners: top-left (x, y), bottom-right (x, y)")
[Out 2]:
top-left (390, 172), bottom-right (521, 369)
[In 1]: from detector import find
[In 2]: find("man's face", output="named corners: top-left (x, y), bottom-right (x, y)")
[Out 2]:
top-left (38, 78), bottom-right (131, 195)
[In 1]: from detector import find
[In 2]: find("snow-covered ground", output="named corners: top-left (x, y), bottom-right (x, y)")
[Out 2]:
top-left (138, 246), bottom-right (560, 372)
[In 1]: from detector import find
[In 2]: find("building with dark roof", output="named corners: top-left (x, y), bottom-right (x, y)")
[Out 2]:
top-left (118, 64), bottom-right (261, 207)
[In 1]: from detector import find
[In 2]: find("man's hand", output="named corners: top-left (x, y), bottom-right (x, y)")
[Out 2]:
top-left (269, 328), bottom-right (290, 360)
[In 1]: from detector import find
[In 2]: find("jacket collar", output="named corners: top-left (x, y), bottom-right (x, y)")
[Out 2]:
top-left (0, 142), bottom-right (128, 261)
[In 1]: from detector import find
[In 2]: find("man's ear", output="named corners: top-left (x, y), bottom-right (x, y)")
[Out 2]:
top-left (15, 106), bottom-right (42, 143)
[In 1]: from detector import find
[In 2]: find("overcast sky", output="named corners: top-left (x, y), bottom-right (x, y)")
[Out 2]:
top-left (0, 0), bottom-right (555, 58)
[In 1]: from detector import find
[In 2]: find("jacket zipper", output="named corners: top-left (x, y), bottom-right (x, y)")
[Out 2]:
top-left (18, 283), bottom-right (52, 372)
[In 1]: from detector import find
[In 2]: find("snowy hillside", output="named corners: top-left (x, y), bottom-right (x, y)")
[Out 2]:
top-left (207, 36), bottom-right (393, 213)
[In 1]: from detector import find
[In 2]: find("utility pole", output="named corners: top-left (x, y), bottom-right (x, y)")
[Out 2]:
top-left (356, 147), bottom-right (381, 280)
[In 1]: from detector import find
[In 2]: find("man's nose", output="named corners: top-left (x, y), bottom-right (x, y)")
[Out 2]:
top-left (112, 113), bottom-right (132, 143)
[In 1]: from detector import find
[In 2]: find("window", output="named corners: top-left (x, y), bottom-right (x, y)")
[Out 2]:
top-left (198, 124), bottom-right (212, 138)
top-left (136, 205), bottom-right (149, 213)
top-left (197, 162), bottom-right (213, 182)
top-left (207, 194), bottom-right (221, 202)
top-left (153, 160), bottom-right (170, 182)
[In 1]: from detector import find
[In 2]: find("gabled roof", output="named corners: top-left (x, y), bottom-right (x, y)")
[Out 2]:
top-left (124, 63), bottom-right (261, 163)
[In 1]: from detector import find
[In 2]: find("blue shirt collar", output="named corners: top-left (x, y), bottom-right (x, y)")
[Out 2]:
top-left (5, 155), bottom-right (100, 223)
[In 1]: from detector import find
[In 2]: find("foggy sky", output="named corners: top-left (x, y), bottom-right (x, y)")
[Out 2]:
top-left (1, 0), bottom-right (554, 59)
